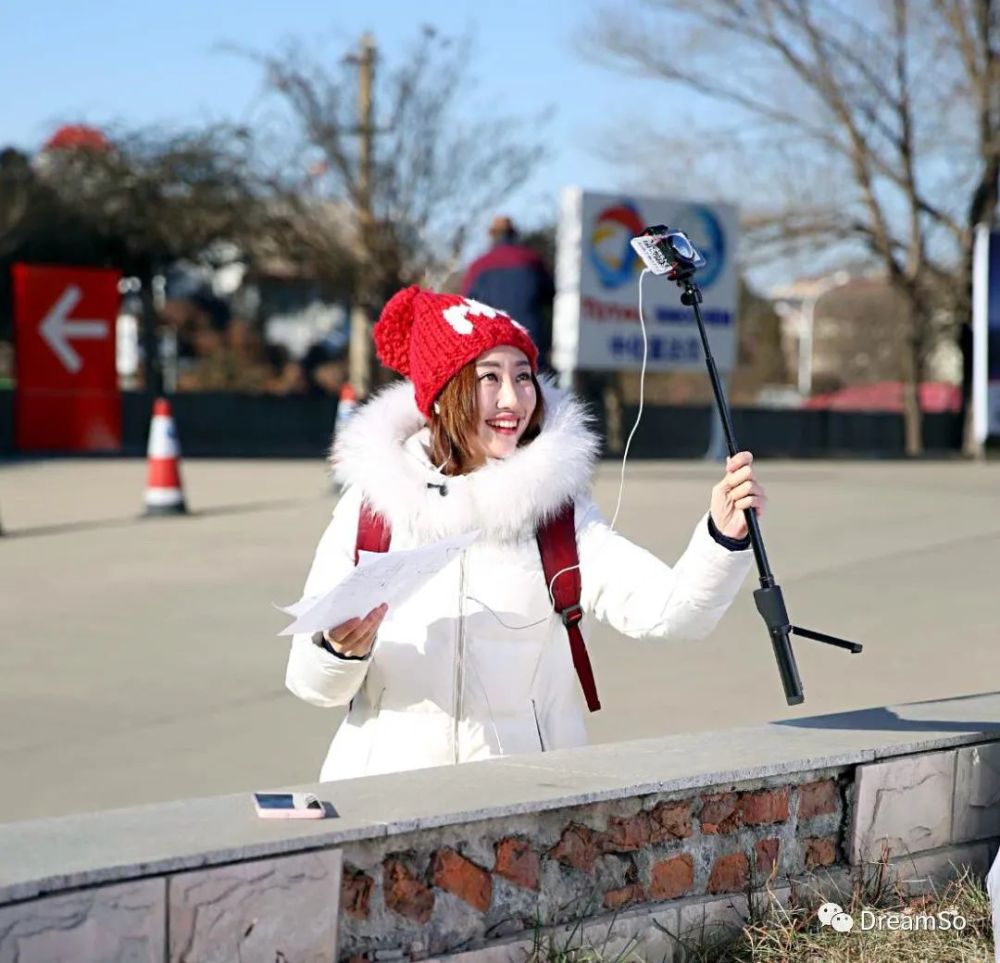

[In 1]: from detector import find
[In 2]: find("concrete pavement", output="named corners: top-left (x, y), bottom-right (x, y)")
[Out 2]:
top-left (1, 456), bottom-right (997, 822)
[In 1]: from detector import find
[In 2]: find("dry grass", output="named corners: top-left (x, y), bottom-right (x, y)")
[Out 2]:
top-left (525, 868), bottom-right (995, 963)
top-left (712, 870), bottom-right (994, 963)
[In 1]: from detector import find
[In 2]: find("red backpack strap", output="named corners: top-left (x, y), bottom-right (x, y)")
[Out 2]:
top-left (536, 502), bottom-right (601, 712)
top-left (355, 500), bottom-right (392, 564)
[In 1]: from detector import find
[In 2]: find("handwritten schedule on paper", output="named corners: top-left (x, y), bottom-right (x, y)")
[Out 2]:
top-left (277, 530), bottom-right (480, 636)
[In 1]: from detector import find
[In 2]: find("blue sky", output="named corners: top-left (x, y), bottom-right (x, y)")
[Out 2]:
top-left (0, 0), bottom-right (687, 240)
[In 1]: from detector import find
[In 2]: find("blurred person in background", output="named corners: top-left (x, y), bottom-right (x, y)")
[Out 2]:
top-left (227, 317), bottom-right (267, 368)
top-left (301, 338), bottom-right (348, 396)
top-left (461, 215), bottom-right (556, 371)
top-left (173, 298), bottom-right (227, 390)
top-left (172, 295), bottom-right (276, 392)
top-left (284, 286), bottom-right (764, 782)
top-left (263, 343), bottom-right (306, 395)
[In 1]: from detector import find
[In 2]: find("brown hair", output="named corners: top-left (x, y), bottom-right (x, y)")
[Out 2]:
top-left (428, 361), bottom-right (546, 476)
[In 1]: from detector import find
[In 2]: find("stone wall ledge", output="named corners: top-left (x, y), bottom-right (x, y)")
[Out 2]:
top-left (3, 689), bottom-right (1000, 907)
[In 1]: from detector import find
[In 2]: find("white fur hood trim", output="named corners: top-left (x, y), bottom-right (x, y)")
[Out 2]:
top-left (331, 378), bottom-right (600, 542)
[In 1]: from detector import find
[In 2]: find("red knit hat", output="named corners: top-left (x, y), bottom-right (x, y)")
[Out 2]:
top-left (374, 286), bottom-right (539, 417)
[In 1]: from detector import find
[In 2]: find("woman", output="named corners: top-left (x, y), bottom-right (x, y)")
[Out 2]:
top-left (285, 286), bottom-right (765, 782)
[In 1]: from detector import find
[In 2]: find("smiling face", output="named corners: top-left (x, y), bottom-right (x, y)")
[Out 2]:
top-left (474, 346), bottom-right (537, 460)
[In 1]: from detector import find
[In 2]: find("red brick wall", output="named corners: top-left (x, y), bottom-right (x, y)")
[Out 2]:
top-left (339, 772), bottom-right (847, 961)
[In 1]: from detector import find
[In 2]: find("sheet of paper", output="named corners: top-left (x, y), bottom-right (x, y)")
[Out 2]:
top-left (279, 595), bottom-right (321, 618)
top-left (277, 529), bottom-right (479, 636)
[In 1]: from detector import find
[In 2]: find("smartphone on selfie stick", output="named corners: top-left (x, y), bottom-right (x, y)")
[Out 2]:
top-left (252, 791), bottom-right (327, 819)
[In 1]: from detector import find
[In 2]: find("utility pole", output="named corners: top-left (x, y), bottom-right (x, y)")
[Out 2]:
top-left (348, 33), bottom-right (377, 398)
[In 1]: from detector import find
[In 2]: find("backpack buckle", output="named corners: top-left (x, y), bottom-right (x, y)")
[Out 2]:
top-left (560, 604), bottom-right (584, 627)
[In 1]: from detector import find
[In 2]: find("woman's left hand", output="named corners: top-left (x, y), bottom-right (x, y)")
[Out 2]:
top-left (710, 451), bottom-right (767, 539)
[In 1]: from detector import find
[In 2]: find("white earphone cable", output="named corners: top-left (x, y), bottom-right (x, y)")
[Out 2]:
top-left (468, 268), bottom-right (651, 627)
top-left (608, 267), bottom-right (650, 532)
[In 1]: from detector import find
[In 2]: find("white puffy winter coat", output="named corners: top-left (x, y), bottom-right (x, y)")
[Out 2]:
top-left (285, 381), bottom-right (753, 782)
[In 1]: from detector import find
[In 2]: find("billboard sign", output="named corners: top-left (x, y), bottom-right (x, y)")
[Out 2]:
top-left (553, 189), bottom-right (739, 373)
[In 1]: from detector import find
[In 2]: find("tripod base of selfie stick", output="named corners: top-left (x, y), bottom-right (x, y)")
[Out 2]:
top-left (629, 228), bottom-right (863, 706)
top-left (790, 624), bottom-right (863, 655)
top-left (754, 583), bottom-right (863, 705)
top-left (682, 270), bottom-right (863, 705)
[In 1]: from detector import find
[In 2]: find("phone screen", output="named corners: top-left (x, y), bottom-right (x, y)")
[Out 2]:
top-left (254, 792), bottom-right (322, 810)
top-left (254, 793), bottom-right (296, 810)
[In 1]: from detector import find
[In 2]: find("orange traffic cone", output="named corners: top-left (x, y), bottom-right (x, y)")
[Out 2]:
top-left (331, 383), bottom-right (359, 494)
top-left (335, 382), bottom-right (358, 434)
top-left (143, 398), bottom-right (187, 516)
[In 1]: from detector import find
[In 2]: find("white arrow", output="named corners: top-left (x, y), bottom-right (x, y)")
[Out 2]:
top-left (40, 285), bottom-right (110, 374)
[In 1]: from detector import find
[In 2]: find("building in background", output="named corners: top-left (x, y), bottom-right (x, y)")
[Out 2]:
top-left (771, 270), bottom-right (961, 409)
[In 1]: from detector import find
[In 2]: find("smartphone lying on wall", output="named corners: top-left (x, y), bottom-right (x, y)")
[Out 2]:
top-left (252, 792), bottom-right (327, 819)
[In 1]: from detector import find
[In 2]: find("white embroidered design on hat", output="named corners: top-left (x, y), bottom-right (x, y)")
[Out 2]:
top-left (441, 297), bottom-right (499, 335)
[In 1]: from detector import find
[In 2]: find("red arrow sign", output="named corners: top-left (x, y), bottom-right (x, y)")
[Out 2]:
top-left (13, 264), bottom-right (122, 452)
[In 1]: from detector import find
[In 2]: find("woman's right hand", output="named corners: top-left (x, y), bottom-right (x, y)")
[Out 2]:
top-left (323, 603), bottom-right (388, 658)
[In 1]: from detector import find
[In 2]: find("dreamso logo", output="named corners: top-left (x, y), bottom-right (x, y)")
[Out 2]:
top-left (818, 901), bottom-right (968, 933)
top-left (818, 902), bottom-right (854, 932)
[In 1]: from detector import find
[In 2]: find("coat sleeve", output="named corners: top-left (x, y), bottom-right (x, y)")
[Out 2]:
top-left (284, 486), bottom-right (373, 708)
top-left (575, 496), bottom-right (754, 641)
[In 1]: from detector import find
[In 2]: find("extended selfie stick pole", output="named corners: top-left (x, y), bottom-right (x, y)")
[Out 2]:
top-left (679, 276), bottom-right (862, 705)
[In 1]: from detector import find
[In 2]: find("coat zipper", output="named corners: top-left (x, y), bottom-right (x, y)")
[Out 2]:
top-left (531, 699), bottom-right (547, 752)
top-left (453, 552), bottom-right (468, 765)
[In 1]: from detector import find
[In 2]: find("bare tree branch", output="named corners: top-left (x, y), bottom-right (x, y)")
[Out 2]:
top-left (244, 29), bottom-right (548, 299)
top-left (582, 0), bottom-right (997, 452)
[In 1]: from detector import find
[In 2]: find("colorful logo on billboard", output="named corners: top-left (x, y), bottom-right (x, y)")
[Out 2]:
top-left (589, 201), bottom-right (645, 289)
top-left (676, 204), bottom-right (726, 289)
top-left (588, 199), bottom-right (728, 290)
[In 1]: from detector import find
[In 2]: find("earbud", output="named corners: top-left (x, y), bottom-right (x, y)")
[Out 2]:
top-left (433, 402), bottom-right (441, 414)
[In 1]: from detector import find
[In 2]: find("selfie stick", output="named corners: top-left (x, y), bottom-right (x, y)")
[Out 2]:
top-left (631, 226), bottom-right (862, 705)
